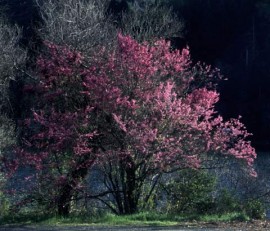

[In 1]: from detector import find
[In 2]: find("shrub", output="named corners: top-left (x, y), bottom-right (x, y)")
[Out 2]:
top-left (164, 169), bottom-right (216, 214)
top-left (215, 189), bottom-right (241, 214)
top-left (244, 199), bottom-right (266, 219)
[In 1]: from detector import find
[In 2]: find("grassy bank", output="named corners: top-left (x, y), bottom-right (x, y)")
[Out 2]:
top-left (0, 211), bottom-right (250, 226)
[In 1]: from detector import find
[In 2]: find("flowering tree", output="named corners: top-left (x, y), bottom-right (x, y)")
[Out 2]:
top-left (7, 34), bottom-right (256, 215)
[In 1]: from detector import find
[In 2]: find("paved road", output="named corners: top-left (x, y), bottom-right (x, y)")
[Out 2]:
top-left (0, 225), bottom-right (234, 231)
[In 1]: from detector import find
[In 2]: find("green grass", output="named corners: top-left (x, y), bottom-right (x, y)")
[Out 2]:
top-left (0, 211), bottom-right (250, 226)
top-left (91, 212), bottom-right (178, 226)
top-left (193, 212), bottom-right (249, 222)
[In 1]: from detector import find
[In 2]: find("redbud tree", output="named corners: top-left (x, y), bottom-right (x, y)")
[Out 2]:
top-left (7, 34), bottom-right (256, 215)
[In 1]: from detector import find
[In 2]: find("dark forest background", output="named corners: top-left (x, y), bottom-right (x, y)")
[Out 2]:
top-left (1, 0), bottom-right (270, 151)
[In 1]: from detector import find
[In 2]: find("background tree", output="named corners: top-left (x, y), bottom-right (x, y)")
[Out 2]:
top-left (120, 0), bottom-right (184, 42)
top-left (36, 0), bottom-right (184, 51)
top-left (0, 15), bottom-right (26, 215)
top-left (0, 15), bottom-right (26, 157)
top-left (0, 17), bottom-right (26, 116)
top-left (36, 0), bottom-right (117, 54)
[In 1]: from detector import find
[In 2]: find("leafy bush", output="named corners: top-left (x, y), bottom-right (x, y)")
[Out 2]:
top-left (215, 189), bottom-right (241, 214)
top-left (244, 199), bottom-right (266, 219)
top-left (164, 169), bottom-right (216, 214)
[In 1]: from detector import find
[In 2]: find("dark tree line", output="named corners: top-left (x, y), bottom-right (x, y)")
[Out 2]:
top-left (170, 0), bottom-right (270, 151)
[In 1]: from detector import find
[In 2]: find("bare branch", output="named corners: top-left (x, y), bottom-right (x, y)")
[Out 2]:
top-left (36, 0), bottom-right (117, 54)
top-left (0, 18), bottom-right (26, 110)
top-left (120, 0), bottom-right (185, 42)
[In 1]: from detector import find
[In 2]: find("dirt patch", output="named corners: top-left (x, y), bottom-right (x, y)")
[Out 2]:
top-left (1, 220), bottom-right (270, 231)
top-left (193, 219), bottom-right (270, 230)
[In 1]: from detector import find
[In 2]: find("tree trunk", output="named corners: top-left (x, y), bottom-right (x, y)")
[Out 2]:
top-left (57, 160), bottom-right (90, 216)
top-left (58, 183), bottom-right (73, 216)
top-left (123, 164), bottom-right (138, 214)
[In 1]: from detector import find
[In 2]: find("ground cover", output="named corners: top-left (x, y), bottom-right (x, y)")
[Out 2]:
top-left (0, 211), bottom-right (251, 226)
